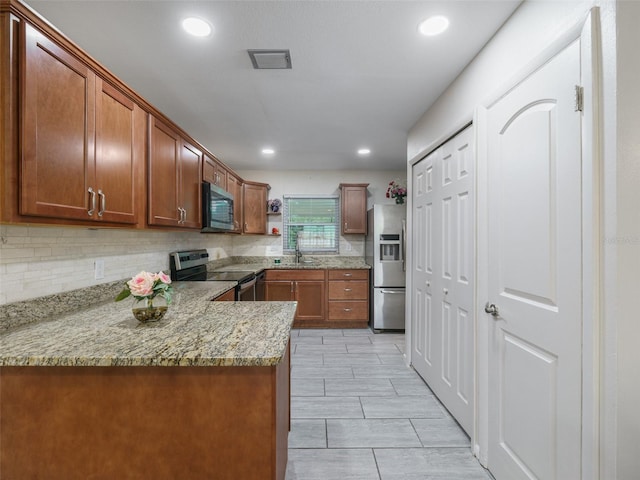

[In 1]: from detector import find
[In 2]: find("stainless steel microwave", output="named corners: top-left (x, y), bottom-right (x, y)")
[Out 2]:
top-left (201, 182), bottom-right (234, 232)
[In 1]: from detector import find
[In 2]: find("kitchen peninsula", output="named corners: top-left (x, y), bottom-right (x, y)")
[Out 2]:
top-left (0, 282), bottom-right (296, 480)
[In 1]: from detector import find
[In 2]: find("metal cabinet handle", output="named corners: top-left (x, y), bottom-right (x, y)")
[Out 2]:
top-left (244, 222), bottom-right (248, 230)
top-left (344, 222), bottom-right (348, 230)
top-left (344, 288), bottom-right (352, 292)
top-left (484, 303), bottom-right (499, 317)
top-left (97, 189), bottom-right (105, 217)
top-left (343, 273), bottom-right (352, 277)
top-left (343, 308), bottom-right (352, 312)
top-left (182, 208), bottom-right (187, 223)
top-left (178, 207), bottom-right (185, 224)
top-left (87, 187), bottom-right (96, 216)
top-left (290, 281), bottom-right (294, 293)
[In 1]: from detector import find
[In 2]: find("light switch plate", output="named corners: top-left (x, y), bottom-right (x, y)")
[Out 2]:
top-left (94, 259), bottom-right (105, 280)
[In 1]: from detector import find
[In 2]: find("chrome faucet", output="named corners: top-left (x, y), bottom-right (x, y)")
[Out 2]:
top-left (295, 234), bottom-right (303, 264)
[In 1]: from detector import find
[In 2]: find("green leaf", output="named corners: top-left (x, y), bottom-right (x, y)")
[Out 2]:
top-left (115, 289), bottom-right (131, 302)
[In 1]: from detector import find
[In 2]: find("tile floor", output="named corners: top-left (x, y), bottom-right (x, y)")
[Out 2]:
top-left (285, 328), bottom-right (493, 480)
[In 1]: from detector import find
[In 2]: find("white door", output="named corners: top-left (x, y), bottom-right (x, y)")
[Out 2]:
top-left (412, 126), bottom-right (475, 434)
top-left (485, 40), bottom-right (582, 480)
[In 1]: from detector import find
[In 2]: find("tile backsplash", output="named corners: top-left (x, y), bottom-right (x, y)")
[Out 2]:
top-left (0, 225), bottom-right (232, 305)
top-left (0, 224), bottom-right (364, 305)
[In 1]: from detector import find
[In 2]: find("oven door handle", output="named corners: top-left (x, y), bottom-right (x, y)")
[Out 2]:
top-left (239, 277), bottom-right (257, 291)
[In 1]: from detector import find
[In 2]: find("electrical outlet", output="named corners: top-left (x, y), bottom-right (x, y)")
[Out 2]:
top-left (94, 259), bottom-right (105, 280)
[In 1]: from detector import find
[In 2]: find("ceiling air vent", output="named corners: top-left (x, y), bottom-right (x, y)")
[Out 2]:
top-left (248, 49), bottom-right (292, 69)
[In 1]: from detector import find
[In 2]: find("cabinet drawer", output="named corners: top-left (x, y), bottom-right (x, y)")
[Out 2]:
top-left (328, 301), bottom-right (368, 321)
top-left (328, 269), bottom-right (369, 281)
top-left (328, 281), bottom-right (368, 300)
top-left (266, 269), bottom-right (326, 281)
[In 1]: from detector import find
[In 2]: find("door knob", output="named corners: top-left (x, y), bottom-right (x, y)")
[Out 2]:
top-left (484, 303), bottom-right (499, 317)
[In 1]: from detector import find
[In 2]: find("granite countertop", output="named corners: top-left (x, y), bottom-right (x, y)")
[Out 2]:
top-left (0, 282), bottom-right (296, 368)
top-left (212, 258), bottom-right (370, 274)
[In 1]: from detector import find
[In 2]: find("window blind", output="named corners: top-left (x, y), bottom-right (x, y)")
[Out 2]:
top-left (283, 195), bottom-right (340, 254)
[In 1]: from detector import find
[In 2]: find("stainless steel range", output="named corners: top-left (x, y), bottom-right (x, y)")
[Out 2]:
top-left (169, 249), bottom-right (258, 301)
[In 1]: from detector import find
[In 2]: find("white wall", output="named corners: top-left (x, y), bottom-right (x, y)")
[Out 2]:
top-left (236, 169), bottom-right (406, 257)
top-left (0, 170), bottom-right (405, 304)
top-left (407, 0), bottom-right (635, 477)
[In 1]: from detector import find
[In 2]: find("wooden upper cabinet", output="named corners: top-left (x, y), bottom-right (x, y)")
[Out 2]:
top-left (242, 180), bottom-right (268, 234)
top-left (203, 154), bottom-right (227, 191)
top-left (94, 79), bottom-right (146, 224)
top-left (340, 183), bottom-right (369, 234)
top-left (148, 116), bottom-right (202, 229)
top-left (148, 117), bottom-right (181, 226)
top-left (20, 23), bottom-right (95, 220)
top-left (227, 172), bottom-right (243, 233)
top-left (19, 23), bottom-right (144, 224)
top-left (180, 139), bottom-right (203, 228)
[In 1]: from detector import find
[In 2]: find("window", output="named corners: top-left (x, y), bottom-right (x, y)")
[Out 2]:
top-left (283, 195), bottom-right (340, 254)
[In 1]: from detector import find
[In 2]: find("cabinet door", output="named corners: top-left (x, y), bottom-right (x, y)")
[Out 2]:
top-left (243, 182), bottom-right (267, 234)
top-left (148, 116), bottom-right (180, 226)
top-left (227, 173), bottom-right (243, 232)
top-left (179, 139), bottom-right (202, 228)
top-left (203, 154), bottom-right (216, 184)
top-left (341, 184), bottom-right (368, 234)
top-left (295, 280), bottom-right (326, 323)
top-left (94, 79), bottom-right (145, 224)
top-left (20, 23), bottom-right (96, 220)
top-left (265, 281), bottom-right (294, 301)
top-left (203, 154), bottom-right (227, 191)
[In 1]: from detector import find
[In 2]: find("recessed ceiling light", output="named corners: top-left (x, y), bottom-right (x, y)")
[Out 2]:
top-left (418, 16), bottom-right (449, 36)
top-left (262, 148), bottom-right (275, 155)
top-left (182, 17), bottom-right (212, 37)
top-left (358, 148), bottom-right (371, 156)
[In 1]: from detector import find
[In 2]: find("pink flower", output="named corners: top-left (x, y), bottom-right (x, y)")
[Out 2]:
top-left (127, 271), bottom-right (155, 297)
top-left (155, 271), bottom-right (172, 284)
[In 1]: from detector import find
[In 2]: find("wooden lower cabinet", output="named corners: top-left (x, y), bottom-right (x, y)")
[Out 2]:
top-left (213, 288), bottom-right (236, 301)
top-left (265, 270), bottom-right (326, 327)
top-left (0, 343), bottom-right (290, 480)
top-left (265, 269), bottom-right (370, 328)
top-left (327, 269), bottom-right (370, 328)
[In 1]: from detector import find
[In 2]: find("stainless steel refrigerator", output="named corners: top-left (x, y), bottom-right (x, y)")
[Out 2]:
top-left (365, 205), bottom-right (406, 331)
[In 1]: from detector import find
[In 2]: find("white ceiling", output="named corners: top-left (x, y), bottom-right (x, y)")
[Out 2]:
top-left (25, 0), bottom-right (520, 172)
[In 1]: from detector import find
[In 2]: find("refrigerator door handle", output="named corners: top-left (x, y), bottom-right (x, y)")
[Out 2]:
top-left (401, 219), bottom-right (406, 272)
top-left (380, 289), bottom-right (405, 294)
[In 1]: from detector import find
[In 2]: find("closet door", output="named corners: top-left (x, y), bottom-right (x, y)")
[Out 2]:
top-left (411, 126), bottom-right (474, 434)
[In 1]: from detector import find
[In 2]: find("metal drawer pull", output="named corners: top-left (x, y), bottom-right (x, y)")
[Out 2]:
top-left (343, 308), bottom-right (352, 312)
top-left (97, 189), bottom-right (105, 217)
top-left (344, 288), bottom-right (352, 292)
top-left (87, 187), bottom-right (96, 216)
top-left (343, 273), bottom-right (352, 277)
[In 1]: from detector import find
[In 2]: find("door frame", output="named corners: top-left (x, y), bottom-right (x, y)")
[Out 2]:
top-left (474, 8), bottom-right (602, 478)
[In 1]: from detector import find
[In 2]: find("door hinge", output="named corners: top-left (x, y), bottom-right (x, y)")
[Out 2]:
top-left (574, 85), bottom-right (584, 112)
